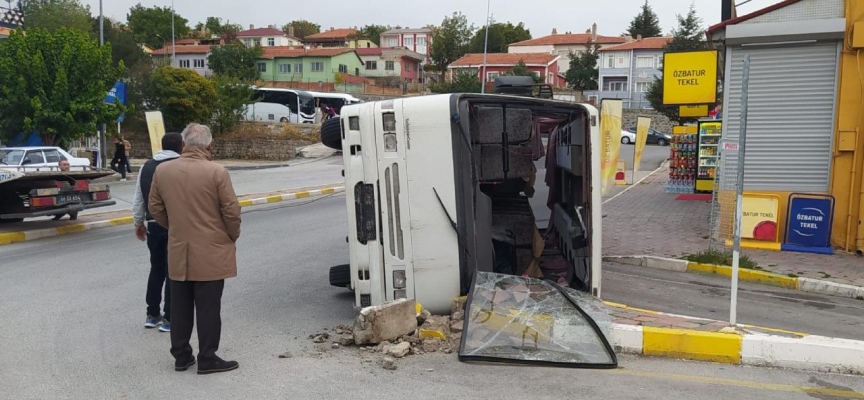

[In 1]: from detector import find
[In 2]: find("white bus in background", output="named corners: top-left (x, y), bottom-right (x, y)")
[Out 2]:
top-left (306, 91), bottom-right (363, 115)
top-left (245, 88), bottom-right (316, 124)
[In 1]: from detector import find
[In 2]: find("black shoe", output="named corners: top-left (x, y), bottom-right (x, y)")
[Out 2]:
top-left (197, 357), bottom-right (239, 375)
top-left (174, 357), bottom-right (196, 372)
top-left (52, 214), bottom-right (63, 221)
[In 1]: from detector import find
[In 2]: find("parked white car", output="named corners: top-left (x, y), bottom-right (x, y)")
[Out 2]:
top-left (620, 130), bottom-right (636, 144)
top-left (0, 146), bottom-right (92, 171)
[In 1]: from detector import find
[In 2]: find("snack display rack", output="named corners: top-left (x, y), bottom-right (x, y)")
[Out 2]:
top-left (665, 132), bottom-right (698, 193)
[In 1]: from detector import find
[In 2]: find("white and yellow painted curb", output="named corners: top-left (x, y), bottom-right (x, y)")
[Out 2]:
top-left (0, 185), bottom-right (345, 246)
top-left (604, 255), bottom-right (864, 301)
top-left (608, 322), bottom-right (864, 375)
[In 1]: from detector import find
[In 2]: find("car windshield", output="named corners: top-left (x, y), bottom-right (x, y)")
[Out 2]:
top-left (0, 149), bottom-right (24, 165)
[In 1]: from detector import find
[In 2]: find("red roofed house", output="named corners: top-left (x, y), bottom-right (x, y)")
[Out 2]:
top-left (584, 35), bottom-right (672, 108)
top-left (508, 24), bottom-right (626, 74)
top-left (447, 53), bottom-right (565, 88)
top-left (237, 24), bottom-right (301, 48)
top-left (256, 46), bottom-right (366, 89)
top-left (151, 45), bottom-right (214, 76)
top-left (355, 47), bottom-right (425, 84)
top-left (304, 27), bottom-right (378, 49)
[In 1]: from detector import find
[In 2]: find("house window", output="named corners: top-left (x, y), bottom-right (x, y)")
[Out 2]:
top-left (404, 37), bottom-right (413, 47)
top-left (311, 62), bottom-right (324, 72)
top-left (385, 61), bottom-right (395, 71)
top-left (417, 37), bottom-right (426, 46)
top-left (635, 81), bottom-right (652, 92)
top-left (602, 53), bottom-right (616, 69)
top-left (385, 37), bottom-right (397, 47)
top-left (267, 37), bottom-right (275, 46)
top-left (486, 71), bottom-right (500, 82)
top-left (636, 56), bottom-right (655, 69)
top-left (179, 59), bottom-right (191, 68)
top-left (405, 62), bottom-right (411, 72)
top-left (244, 39), bottom-right (253, 47)
top-left (602, 52), bottom-right (629, 68)
top-left (366, 61), bottom-right (377, 70)
top-left (194, 59), bottom-right (205, 68)
top-left (257, 62), bottom-right (267, 72)
top-left (279, 63), bottom-right (291, 73)
top-left (603, 78), bottom-right (627, 92)
top-left (296, 63), bottom-right (303, 73)
top-left (339, 64), bottom-right (348, 73)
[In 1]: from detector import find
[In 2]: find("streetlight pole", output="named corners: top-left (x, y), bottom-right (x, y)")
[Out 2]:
top-left (98, 0), bottom-right (106, 169)
top-left (480, 0), bottom-right (491, 94)
top-left (171, 0), bottom-right (176, 66)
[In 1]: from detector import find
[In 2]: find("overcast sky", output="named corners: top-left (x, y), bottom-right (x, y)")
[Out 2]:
top-left (81, 0), bottom-right (782, 37)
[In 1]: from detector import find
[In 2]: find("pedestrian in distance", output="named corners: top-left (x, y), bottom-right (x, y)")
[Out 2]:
top-left (124, 138), bottom-right (133, 174)
top-left (110, 137), bottom-right (128, 181)
top-left (132, 132), bottom-right (183, 333)
top-left (149, 123), bottom-right (242, 375)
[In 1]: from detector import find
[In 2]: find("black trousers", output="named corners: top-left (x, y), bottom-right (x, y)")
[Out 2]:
top-left (170, 280), bottom-right (224, 364)
top-left (145, 222), bottom-right (170, 321)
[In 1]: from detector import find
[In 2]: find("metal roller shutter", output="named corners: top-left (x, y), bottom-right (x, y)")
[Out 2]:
top-left (722, 41), bottom-right (839, 191)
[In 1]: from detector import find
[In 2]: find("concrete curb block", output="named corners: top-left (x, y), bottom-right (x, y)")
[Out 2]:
top-left (604, 254), bottom-right (864, 301)
top-left (608, 323), bottom-right (864, 375)
top-left (0, 186), bottom-right (346, 246)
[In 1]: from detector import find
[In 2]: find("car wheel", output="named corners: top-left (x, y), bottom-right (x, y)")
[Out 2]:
top-left (280, 117), bottom-right (289, 123)
top-left (621, 136), bottom-right (631, 145)
top-left (320, 118), bottom-right (343, 150)
top-left (329, 264), bottom-right (351, 289)
top-left (657, 139), bottom-right (667, 146)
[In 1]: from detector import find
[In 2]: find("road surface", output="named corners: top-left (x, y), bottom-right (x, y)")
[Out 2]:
top-left (1, 194), bottom-right (862, 399)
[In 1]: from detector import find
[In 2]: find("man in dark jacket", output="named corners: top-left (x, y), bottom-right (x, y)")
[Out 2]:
top-left (132, 133), bottom-right (183, 333)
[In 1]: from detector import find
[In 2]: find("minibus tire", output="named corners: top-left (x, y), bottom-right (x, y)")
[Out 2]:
top-left (321, 118), bottom-right (343, 150)
top-left (329, 264), bottom-right (351, 288)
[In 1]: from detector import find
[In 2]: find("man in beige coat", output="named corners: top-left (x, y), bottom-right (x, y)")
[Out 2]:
top-left (149, 123), bottom-right (241, 375)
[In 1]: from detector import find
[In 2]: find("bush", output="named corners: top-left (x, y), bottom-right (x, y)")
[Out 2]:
top-left (681, 249), bottom-right (759, 270)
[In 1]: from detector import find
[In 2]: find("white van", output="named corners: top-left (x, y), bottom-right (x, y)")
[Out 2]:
top-left (330, 93), bottom-right (602, 314)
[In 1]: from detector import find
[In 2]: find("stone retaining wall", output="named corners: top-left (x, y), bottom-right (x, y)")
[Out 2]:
top-left (622, 109), bottom-right (674, 134)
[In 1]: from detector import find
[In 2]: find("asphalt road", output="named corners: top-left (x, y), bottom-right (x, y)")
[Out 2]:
top-left (602, 262), bottom-right (864, 340)
top-left (1, 195), bottom-right (862, 399)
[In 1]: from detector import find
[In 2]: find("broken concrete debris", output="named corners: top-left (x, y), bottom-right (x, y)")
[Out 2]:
top-left (310, 333), bottom-right (330, 343)
top-left (384, 342), bottom-right (411, 358)
top-left (278, 351), bottom-right (293, 359)
top-left (337, 335), bottom-right (355, 346)
top-left (353, 298), bottom-right (418, 345)
top-left (380, 357), bottom-right (398, 370)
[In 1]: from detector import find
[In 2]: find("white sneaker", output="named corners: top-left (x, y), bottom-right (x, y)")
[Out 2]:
top-left (120, 178), bottom-right (128, 182)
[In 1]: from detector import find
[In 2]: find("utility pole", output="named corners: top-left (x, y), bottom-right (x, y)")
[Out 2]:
top-left (171, 0), bottom-right (176, 66)
top-left (480, 0), bottom-right (491, 94)
top-left (98, 0), bottom-right (106, 169)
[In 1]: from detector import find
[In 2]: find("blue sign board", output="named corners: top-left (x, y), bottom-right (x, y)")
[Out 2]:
top-left (104, 81), bottom-right (127, 123)
top-left (786, 197), bottom-right (833, 248)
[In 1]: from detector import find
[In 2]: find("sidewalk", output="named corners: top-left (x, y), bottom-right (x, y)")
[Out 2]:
top-left (602, 165), bottom-right (864, 290)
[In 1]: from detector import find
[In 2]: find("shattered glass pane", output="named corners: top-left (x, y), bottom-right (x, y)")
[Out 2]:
top-left (458, 272), bottom-right (617, 368)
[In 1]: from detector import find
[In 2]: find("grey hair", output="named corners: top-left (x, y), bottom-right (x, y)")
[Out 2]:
top-left (181, 123), bottom-right (213, 149)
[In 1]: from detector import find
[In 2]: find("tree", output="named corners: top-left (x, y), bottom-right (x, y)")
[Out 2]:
top-left (194, 16), bottom-right (242, 37)
top-left (646, 4), bottom-right (708, 123)
top-left (21, 0), bottom-right (92, 33)
top-left (126, 4), bottom-right (190, 49)
top-left (625, 0), bottom-right (662, 39)
top-left (210, 76), bottom-right (255, 135)
top-left (93, 17), bottom-right (149, 71)
top-left (429, 70), bottom-right (481, 93)
top-left (148, 66), bottom-right (216, 132)
top-left (502, 59), bottom-right (543, 83)
top-left (281, 20), bottom-right (320, 39)
top-left (430, 12), bottom-right (474, 73)
top-left (469, 22), bottom-right (531, 54)
top-left (353, 24), bottom-right (391, 46)
top-left (0, 28), bottom-right (124, 146)
top-left (564, 44), bottom-right (600, 90)
top-left (207, 43), bottom-right (264, 82)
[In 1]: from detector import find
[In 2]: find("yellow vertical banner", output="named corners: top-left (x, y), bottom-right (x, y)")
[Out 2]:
top-left (600, 100), bottom-right (623, 195)
top-left (633, 116), bottom-right (651, 178)
top-left (145, 111), bottom-right (166, 157)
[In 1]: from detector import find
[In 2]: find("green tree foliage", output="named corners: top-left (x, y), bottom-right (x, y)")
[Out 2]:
top-left (564, 44), bottom-right (600, 90)
top-left (646, 4), bottom-right (707, 123)
top-left (281, 20), bottom-right (320, 39)
top-left (502, 59), bottom-right (543, 83)
top-left (92, 17), bottom-right (149, 71)
top-left (625, 0), bottom-right (662, 39)
top-left (194, 17), bottom-right (242, 37)
top-left (469, 21), bottom-right (531, 54)
top-left (210, 76), bottom-right (255, 135)
top-left (126, 4), bottom-right (190, 49)
top-left (21, 0), bottom-right (92, 33)
top-left (207, 43), bottom-right (264, 82)
top-left (0, 28), bottom-right (124, 145)
top-left (429, 70), bottom-right (481, 93)
top-left (147, 66), bottom-right (216, 132)
top-left (352, 24), bottom-right (392, 46)
top-left (430, 12), bottom-right (474, 72)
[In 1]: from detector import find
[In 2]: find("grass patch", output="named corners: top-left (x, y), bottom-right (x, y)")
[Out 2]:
top-left (681, 249), bottom-right (759, 270)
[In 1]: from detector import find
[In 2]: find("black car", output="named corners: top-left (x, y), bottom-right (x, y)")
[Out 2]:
top-left (624, 127), bottom-right (672, 146)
